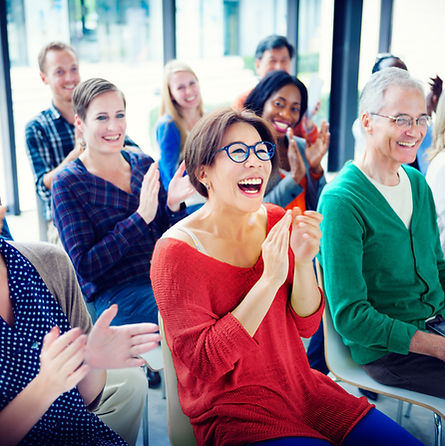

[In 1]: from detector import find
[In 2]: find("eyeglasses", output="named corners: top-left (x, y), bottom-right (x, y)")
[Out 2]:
top-left (216, 141), bottom-right (275, 163)
top-left (370, 113), bottom-right (431, 128)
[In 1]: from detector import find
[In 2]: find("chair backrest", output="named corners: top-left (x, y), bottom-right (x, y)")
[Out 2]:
top-left (158, 313), bottom-right (197, 446)
top-left (316, 260), bottom-right (445, 418)
top-left (35, 194), bottom-right (48, 242)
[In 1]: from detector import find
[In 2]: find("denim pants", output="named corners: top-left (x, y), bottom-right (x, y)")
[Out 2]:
top-left (93, 279), bottom-right (158, 326)
top-left (247, 408), bottom-right (423, 445)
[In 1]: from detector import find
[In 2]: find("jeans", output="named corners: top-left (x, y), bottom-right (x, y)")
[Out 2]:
top-left (94, 279), bottom-right (158, 325)
top-left (247, 408), bottom-right (423, 445)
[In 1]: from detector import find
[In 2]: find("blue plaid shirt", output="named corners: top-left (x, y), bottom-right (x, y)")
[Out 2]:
top-left (25, 103), bottom-right (137, 221)
top-left (52, 150), bottom-right (186, 302)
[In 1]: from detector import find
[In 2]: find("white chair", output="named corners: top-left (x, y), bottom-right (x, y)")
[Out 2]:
top-left (158, 313), bottom-right (197, 446)
top-left (317, 262), bottom-right (445, 446)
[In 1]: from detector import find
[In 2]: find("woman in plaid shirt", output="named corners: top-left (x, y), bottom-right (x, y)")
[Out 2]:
top-left (52, 78), bottom-right (194, 326)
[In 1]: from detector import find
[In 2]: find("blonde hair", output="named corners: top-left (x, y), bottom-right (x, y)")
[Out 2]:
top-left (160, 60), bottom-right (203, 156)
top-left (428, 93), bottom-right (445, 161)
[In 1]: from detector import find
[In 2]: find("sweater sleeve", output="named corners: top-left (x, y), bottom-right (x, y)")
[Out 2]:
top-left (318, 192), bottom-right (418, 361)
top-left (25, 119), bottom-right (52, 202)
top-left (9, 241), bottom-right (92, 334)
top-left (264, 172), bottom-right (303, 208)
top-left (151, 239), bottom-right (259, 383)
top-left (156, 117), bottom-right (181, 189)
top-left (297, 138), bottom-right (326, 211)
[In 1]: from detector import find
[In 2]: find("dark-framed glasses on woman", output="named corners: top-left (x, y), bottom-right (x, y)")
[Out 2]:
top-left (217, 141), bottom-right (275, 163)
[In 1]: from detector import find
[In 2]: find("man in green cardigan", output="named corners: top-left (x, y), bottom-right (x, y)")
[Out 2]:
top-left (318, 67), bottom-right (445, 398)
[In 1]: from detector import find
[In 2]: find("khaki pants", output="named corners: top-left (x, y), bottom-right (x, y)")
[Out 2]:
top-left (93, 367), bottom-right (148, 445)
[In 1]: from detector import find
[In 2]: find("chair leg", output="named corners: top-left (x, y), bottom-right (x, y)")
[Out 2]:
top-left (404, 402), bottom-right (412, 419)
top-left (142, 384), bottom-right (149, 446)
top-left (396, 400), bottom-right (403, 425)
top-left (433, 413), bottom-right (442, 446)
top-left (142, 365), bottom-right (150, 446)
top-left (162, 369), bottom-right (166, 399)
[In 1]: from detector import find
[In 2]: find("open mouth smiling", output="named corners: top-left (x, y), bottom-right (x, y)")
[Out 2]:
top-left (397, 141), bottom-right (416, 148)
top-left (238, 177), bottom-right (263, 194)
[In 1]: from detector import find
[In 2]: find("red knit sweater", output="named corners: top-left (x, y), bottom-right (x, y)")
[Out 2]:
top-left (151, 204), bottom-right (371, 446)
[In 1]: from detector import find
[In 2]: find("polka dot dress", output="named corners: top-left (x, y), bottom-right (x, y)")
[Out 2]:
top-left (0, 239), bottom-right (127, 445)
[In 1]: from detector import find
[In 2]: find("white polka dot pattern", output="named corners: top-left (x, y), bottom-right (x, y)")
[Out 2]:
top-left (0, 239), bottom-right (127, 445)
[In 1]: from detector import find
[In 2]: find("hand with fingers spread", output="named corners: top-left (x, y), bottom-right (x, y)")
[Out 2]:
top-left (287, 128), bottom-right (306, 184)
top-left (261, 210), bottom-right (292, 288)
top-left (85, 304), bottom-right (161, 369)
top-left (137, 161), bottom-right (161, 224)
top-left (305, 120), bottom-right (330, 175)
top-left (289, 207), bottom-right (323, 265)
top-left (37, 326), bottom-right (90, 399)
top-left (167, 161), bottom-right (196, 212)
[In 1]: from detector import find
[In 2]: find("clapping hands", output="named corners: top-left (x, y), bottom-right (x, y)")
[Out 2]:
top-left (305, 121), bottom-right (329, 175)
top-left (137, 162), bottom-right (161, 224)
top-left (261, 208), bottom-right (322, 288)
top-left (167, 161), bottom-right (196, 212)
top-left (85, 304), bottom-right (161, 369)
top-left (37, 326), bottom-right (90, 398)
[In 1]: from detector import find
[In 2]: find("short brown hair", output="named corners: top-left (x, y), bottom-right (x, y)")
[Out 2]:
top-left (72, 78), bottom-right (126, 121)
top-left (38, 41), bottom-right (77, 73)
top-left (184, 107), bottom-right (278, 198)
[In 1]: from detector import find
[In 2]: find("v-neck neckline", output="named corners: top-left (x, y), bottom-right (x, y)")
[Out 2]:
top-left (76, 150), bottom-right (134, 196)
top-left (349, 162), bottom-right (414, 231)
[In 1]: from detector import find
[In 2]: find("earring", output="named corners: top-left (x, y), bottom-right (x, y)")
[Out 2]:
top-left (204, 182), bottom-right (210, 190)
top-left (80, 139), bottom-right (86, 150)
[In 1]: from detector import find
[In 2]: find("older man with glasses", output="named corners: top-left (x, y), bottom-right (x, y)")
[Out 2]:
top-left (318, 67), bottom-right (445, 398)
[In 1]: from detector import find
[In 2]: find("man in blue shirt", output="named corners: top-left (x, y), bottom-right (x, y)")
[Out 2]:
top-left (25, 42), bottom-right (137, 243)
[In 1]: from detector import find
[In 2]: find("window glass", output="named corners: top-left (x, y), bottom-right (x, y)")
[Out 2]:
top-left (6, 0), bottom-right (163, 211)
top-left (297, 0), bottom-right (333, 125)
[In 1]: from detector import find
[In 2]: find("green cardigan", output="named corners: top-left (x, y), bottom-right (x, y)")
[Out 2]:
top-left (318, 162), bottom-right (445, 364)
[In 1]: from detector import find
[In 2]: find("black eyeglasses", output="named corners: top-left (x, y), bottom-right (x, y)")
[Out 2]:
top-left (370, 113), bottom-right (431, 129)
top-left (216, 141), bottom-right (275, 163)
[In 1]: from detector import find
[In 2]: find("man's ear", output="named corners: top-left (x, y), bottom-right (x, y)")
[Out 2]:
top-left (40, 71), bottom-right (48, 85)
top-left (361, 112), bottom-right (373, 135)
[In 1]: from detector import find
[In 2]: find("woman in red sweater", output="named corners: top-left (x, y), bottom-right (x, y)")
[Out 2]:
top-left (150, 107), bottom-right (422, 446)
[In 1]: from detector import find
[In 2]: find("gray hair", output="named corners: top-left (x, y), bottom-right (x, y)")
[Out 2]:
top-left (359, 67), bottom-right (424, 118)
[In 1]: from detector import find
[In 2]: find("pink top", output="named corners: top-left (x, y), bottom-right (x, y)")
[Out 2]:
top-left (151, 203), bottom-right (371, 446)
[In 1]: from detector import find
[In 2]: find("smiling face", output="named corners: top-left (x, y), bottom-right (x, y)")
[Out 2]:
top-left (364, 85), bottom-right (427, 167)
top-left (169, 71), bottom-right (201, 111)
top-left (201, 122), bottom-right (272, 212)
top-left (262, 84), bottom-right (301, 139)
top-left (255, 47), bottom-right (292, 79)
top-left (77, 91), bottom-right (126, 154)
top-left (40, 49), bottom-right (80, 105)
